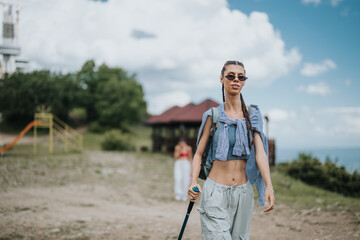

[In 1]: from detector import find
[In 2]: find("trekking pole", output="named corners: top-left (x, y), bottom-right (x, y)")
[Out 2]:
top-left (178, 187), bottom-right (199, 240)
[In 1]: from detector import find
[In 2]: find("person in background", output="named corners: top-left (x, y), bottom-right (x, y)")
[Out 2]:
top-left (173, 139), bottom-right (193, 201)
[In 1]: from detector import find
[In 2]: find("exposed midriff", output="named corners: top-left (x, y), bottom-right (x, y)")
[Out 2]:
top-left (208, 159), bottom-right (248, 186)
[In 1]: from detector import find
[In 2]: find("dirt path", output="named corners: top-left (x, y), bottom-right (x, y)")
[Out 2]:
top-left (1, 185), bottom-right (359, 240)
top-left (0, 150), bottom-right (359, 239)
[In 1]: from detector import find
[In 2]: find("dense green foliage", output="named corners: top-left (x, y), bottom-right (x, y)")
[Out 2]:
top-left (0, 71), bottom-right (80, 126)
top-left (101, 129), bottom-right (135, 151)
top-left (278, 153), bottom-right (360, 197)
top-left (76, 61), bottom-right (147, 130)
top-left (0, 60), bottom-right (147, 131)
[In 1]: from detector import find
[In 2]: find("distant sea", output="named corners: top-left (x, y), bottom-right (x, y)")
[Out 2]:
top-left (277, 147), bottom-right (360, 174)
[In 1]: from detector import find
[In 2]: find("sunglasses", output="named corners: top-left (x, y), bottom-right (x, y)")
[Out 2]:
top-left (225, 74), bottom-right (248, 81)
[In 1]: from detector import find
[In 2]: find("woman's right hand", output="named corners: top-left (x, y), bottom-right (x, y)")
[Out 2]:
top-left (188, 183), bottom-right (202, 202)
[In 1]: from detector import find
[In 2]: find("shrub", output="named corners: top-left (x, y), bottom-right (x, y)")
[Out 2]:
top-left (88, 121), bottom-right (107, 133)
top-left (101, 129), bottom-right (135, 151)
top-left (280, 153), bottom-right (360, 198)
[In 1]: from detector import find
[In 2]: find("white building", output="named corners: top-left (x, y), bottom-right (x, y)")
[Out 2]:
top-left (0, 3), bottom-right (28, 77)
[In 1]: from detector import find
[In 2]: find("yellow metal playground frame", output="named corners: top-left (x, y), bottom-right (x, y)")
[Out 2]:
top-left (33, 112), bottom-right (83, 154)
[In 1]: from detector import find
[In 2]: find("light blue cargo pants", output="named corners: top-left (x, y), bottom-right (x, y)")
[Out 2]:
top-left (197, 177), bottom-right (254, 240)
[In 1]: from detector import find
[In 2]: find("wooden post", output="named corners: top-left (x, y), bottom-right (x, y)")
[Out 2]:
top-left (49, 114), bottom-right (53, 154)
top-left (33, 121), bottom-right (37, 154)
top-left (79, 135), bottom-right (83, 150)
top-left (64, 125), bottom-right (68, 153)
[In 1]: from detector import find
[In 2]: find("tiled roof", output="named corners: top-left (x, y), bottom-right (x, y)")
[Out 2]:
top-left (146, 99), bottom-right (219, 124)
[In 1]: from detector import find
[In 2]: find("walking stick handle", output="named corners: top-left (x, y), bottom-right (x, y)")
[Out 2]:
top-left (187, 187), bottom-right (199, 214)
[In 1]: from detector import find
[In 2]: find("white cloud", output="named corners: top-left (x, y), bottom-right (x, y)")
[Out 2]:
top-left (267, 108), bottom-right (297, 122)
top-left (13, 0), bottom-right (301, 114)
top-left (321, 107), bottom-right (360, 115)
top-left (320, 107), bottom-right (360, 135)
top-left (298, 82), bottom-right (331, 96)
top-left (345, 79), bottom-right (351, 86)
top-left (314, 125), bottom-right (327, 135)
top-left (300, 59), bottom-right (337, 77)
top-left (265, 108), bottom-right (297, 139)
top-left (147, 90), bottom-right (191, 115)
top-left (306, 82), bottom-right (331, 95)
top-left (264, 105), bottom-right (360, 148)
top-left (302, 0), bottom-right (321, 5)
top-left (331, 0), bottom-right (344, 7)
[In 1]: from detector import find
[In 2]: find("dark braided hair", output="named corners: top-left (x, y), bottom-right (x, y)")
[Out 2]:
top-left (222, 84), bottom-right (225, 103)
top-left (221, 60), bottom-right (254, 147)
top-left (240, 93), bottom-right (254, 147)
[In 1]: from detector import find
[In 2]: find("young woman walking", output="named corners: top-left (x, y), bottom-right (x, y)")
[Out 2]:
top-left (188, 60), bottom-right (275, 239)
top-left (174, 139), bottom-right (193, 201)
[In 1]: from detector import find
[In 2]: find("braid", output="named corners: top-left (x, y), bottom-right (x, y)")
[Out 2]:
top-left (240, 93), bottom-right (254, 147)
top-left (222, 84), bottom-right (225, 102)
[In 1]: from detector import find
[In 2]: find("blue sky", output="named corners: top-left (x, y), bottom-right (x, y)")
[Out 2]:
top-left (9, 0), bottom-right (360, 149)
top-left (225, 0), bottom-right (360, 148)
top-left (228, 0), bottom-right (360, 110)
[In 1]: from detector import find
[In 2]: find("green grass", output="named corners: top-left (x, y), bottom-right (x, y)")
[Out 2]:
top-left (128, 124), bottom-right (152, 151)
top-left (82, 124), bottom-right (152, 152)
top-left (82, 132), bottom-right (103, 151)
top-left (265, 166), bottom-right (360, 211)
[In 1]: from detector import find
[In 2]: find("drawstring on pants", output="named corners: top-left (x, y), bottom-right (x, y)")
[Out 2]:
top-left (225, 184), bottom-right (236, 209)
top-left (224, 183), bottom-right (248, 209)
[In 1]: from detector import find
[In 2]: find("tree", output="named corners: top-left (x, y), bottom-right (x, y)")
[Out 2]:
top-left (0, 60), bottom-right (147, 131)
top-left (95, 77), bottom-right (146, 130)
top-left (93, 63), bottom-right (146, 130)
top-left (75, 61), bottom-right (147, 130)
top-left (76, 60), bottom-right (98, 122)
top-left (0, 71), bottom-right (80, 128)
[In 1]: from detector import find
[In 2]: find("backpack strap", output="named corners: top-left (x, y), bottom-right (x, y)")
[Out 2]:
top-left (210, 107), bottom-right (219, 136)
top-left (212, 107), bottom-right (219, 124)
top-left (248, 105), bottom-right (253, 144)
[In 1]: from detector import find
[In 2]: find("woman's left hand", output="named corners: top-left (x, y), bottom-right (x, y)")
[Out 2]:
top-left (263, 188), bottom-right (275, 212)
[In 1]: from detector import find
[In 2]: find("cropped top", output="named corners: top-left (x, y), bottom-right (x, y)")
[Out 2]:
top-left (211, 103), bottom-right (251, 162)
top-left (179, 152), bottom-right (189, 157)
top-left (196, 103), bottom-right (270, 207)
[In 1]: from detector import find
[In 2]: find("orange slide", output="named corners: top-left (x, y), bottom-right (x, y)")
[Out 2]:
top-left (0, 120), bottom-right (42, 153)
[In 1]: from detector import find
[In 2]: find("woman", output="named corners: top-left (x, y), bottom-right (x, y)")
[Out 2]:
top-left (188, 60), bottom-right (275, 239)
top-left (173, 139), bottom-right (193, 201)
